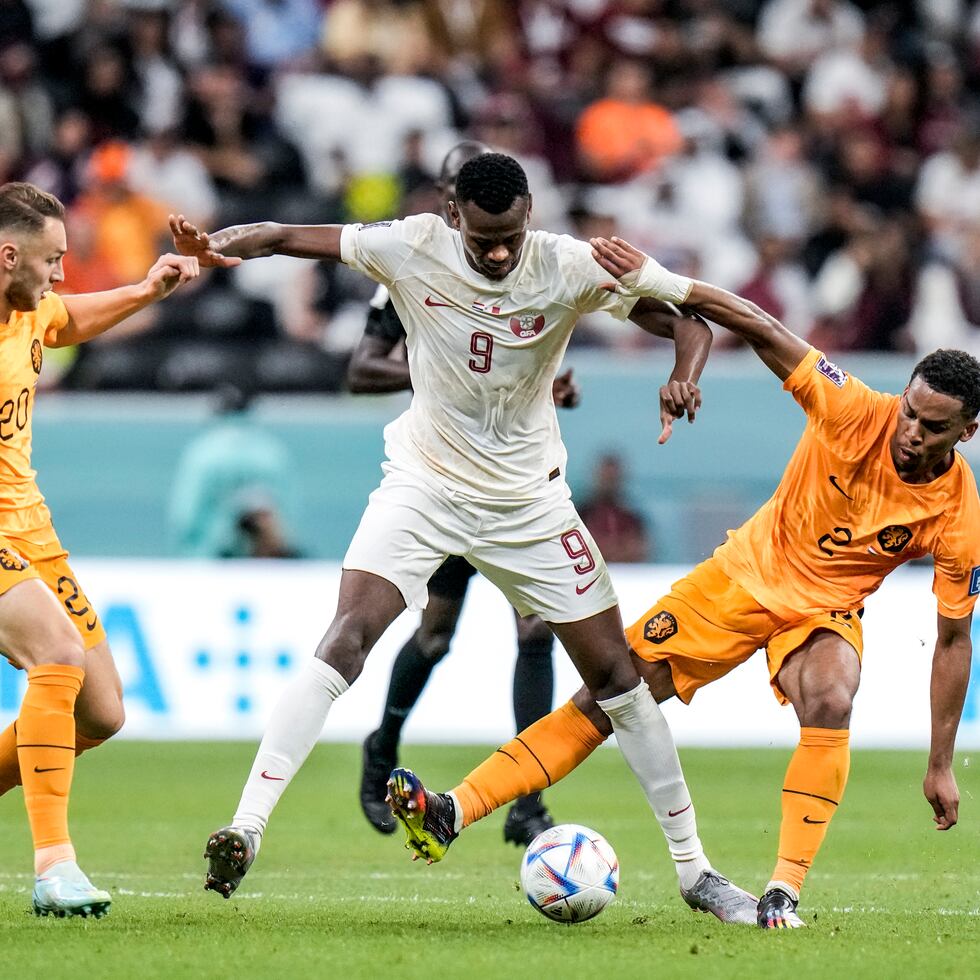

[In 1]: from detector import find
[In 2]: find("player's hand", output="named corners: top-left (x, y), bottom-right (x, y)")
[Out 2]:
top-left (169, 214), bottom-right (242, 269)
top-left (658, 380), bottom-right (701, 445)
top-left (142, 253), bottom-right (200, 300)
top-left (552, 368), bottom-right (580, 409)
top-left (923, 766), bottom-right (959, 830)
top-left (590, 236), bottom-right (647, 289)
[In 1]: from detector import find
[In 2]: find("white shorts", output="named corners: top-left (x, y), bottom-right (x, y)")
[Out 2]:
top-left (343, 464), bottom-right (619, 623)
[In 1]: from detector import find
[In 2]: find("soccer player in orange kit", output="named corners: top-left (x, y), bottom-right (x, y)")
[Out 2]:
top-left (0, 182), bottom-right (198, 917)
top-left (390, 236), bottom-right (980, 930)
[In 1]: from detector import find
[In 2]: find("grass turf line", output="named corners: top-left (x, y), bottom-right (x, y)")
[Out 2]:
top-left (1, 742), bottom-right (977, 978)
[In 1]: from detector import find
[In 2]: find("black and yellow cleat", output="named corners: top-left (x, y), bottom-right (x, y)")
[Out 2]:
top-left (204, 826), bottom-right (258, 899)
top-left (757, 887), bottom-right (806, 929)
top-left (386, 767), bottom-right (458, 864)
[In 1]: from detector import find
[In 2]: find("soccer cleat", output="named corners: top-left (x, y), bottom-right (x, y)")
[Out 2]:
top-left (680, 869), bottom-right (759, 925)
top-left (204, 826), bottom-right (258, 899)
top-left (757, 887), bottom-right (806, 929)
top-left (503, 800), bottom-right (555, 847)
top-left (359, 730), bottom-right (397, 834)
top-left (32, 861), bottom-right (111, 919)
top-left (386, 767), bottom-right (458, 864)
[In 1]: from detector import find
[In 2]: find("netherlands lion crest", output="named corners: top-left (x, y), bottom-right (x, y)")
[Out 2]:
top-left (31, 339), bottom-right (42, 374)
top-left (643, 610), bottom-right (678, 644)
top-left (0, 548), bottom-right (29, 571)
top-left (509, 312), bottom-right (545, 339)
top-left (876, 524), bottom-right (912, 554)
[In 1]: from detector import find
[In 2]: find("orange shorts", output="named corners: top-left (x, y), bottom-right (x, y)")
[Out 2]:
top-left (624, 556), bottom-right (864, 705)
top-left (0, 531), bottom-right (106, 650)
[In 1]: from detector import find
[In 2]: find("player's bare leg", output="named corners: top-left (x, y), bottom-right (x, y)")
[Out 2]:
top-left (0, 581), bottom-right (111, 918)
top-left (205, 570), bottom-right (405, 897)
top-left (759, 630), bottom-right (860, 929)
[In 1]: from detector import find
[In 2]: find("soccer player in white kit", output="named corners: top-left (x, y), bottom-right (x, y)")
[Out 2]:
top-left (170, 153), bottom-right (757, 923)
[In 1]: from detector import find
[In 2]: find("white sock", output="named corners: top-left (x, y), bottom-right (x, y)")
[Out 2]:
top-left (596, 681), bottom-right (710, 889)
top-left (766, 879), bottom-right (799, 901)
top-left (447, 791), bottom-right (464, 834)
top-left (233, 658), bottom-right (349, 837)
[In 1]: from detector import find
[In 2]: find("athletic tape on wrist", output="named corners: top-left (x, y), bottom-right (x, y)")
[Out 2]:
top-left (616, 257), bottom-right (693, 304)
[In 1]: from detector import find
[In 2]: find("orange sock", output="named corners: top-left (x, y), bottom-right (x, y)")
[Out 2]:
top-left (17, 665), bottom-right (84, 853)
top-left (453, 700), bottom-right (607, 827)
top-left (771, 726), bottom-right (850, 895)
top-left (0, 724), bottom-right (110, 797)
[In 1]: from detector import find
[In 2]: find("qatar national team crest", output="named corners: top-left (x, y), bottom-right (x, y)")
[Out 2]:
top-left (510, 312), bottom-right (546, 339)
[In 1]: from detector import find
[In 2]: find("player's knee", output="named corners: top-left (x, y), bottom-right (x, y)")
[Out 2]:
top-left (315, 611), bottom-right (375, 682)
top-left (587, 658), bottom-right (640, 704)
top-left (82, 699), bottom-right (125, 742)
top-left (414, 627), bottom-right (452, 662)
top-left (516, 618), bottom-right (554, 653)
top-left (800, 687), bottom-right (854, 729)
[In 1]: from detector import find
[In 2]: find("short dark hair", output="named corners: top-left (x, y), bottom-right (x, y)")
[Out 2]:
top-left (0, 182), bottom-right (65, 236)
top-left (453, 153), bottom-right (529, 215)
top-left (911, 349), bottom-right (980, 419)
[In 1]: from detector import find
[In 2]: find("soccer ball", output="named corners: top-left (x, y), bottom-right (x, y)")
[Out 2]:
top-left (520, 823), bottom-right (619, 923)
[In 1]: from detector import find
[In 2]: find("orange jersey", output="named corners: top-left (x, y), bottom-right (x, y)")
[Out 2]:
top-left (714, 347), bottom-right (980, 621)
top-left (0, 291), bottom-right (69, 543)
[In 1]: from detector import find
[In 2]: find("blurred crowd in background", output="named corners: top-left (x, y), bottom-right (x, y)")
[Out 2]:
top-left (3, 0), bottom-right (980, 391)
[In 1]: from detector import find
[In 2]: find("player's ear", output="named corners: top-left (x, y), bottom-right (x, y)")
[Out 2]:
top-left (958, 418), bottom-right (978, 443)
top-left (526, 193), bottom-right (533, 221)
top-left (1, 242), bottom-right (17, 269)
top-left (447, 201), bottom-right (460, 229)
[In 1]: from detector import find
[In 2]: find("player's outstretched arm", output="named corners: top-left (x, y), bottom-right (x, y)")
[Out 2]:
top-left (923, 611), bottom-right (973, 831)
top-left (170, 214), bottom-right (343, 265)
top-left (592, 236), bottom-right (810, 381)
top-left (51, 253), bottom-right (200, 348)
top-left (629, 297), bottom-right (711, 444)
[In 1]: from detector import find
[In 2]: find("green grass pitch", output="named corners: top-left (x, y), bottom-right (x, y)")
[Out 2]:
top-left (1, 741), bottom-right (978, 978)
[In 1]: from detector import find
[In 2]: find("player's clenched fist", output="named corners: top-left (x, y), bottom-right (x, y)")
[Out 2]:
top-left (142, 253), bottom-right (200, 300)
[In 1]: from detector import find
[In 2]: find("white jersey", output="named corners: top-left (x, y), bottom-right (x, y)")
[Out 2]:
top-left (341, 213), bottom-right (637, 502)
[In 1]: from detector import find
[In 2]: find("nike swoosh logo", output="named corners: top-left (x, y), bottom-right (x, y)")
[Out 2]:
top-left (424, 295), bottom-right (452, 307)
top-left (575, 578), bottom-right (600, 595)
top-left (802, 815), bottom-right (826, 824)
top-left (34, 765), bottom-right (64, 773)
top-left (85, 617), bottom-right (98, 631)
top-left (828, 475), bottom-right (853, 500)
top-left (668, 803), bottom-right (692, 817)
top-left (260, 771), bottom-right (285, 781)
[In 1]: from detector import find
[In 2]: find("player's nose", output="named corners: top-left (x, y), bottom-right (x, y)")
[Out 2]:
top-left (487, 244), bottom-right (510, 262)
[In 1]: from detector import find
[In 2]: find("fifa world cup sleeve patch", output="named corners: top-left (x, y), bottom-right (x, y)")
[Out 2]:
top-left (970, 566), bottom-right (980, 597)
top-left (815, 356), bottom-right (847, 388)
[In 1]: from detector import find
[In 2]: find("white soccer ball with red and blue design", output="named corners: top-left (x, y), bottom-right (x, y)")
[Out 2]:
top-left (520, 823), bottom-right (619, 923)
